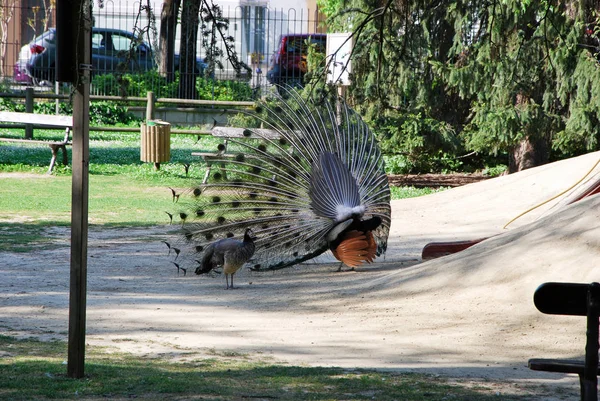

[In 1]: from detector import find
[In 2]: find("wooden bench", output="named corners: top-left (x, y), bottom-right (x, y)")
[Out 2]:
top-left (192, 127), bottom-right (281, 184)
top-left (0, 111), bottom-right (73, 174)
top-left (528, 282), bottom-right (600, 401)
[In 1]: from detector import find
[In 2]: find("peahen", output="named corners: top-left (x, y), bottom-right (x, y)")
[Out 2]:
top-left (195, 228), bottom-right (256, 289)
top-left (168, 88), bottom-right (391, 276)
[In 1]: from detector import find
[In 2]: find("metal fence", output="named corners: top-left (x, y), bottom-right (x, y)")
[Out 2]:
top-left (0, 0), bottom-right (324, 100)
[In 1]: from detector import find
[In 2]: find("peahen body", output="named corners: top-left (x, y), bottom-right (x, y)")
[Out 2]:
top-left (168, 88), bottom-right (391, 277)
top-left (196, 228), bottom-right (256, 289)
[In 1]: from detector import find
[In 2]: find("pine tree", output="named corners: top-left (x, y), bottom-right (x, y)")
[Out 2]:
top-left (318, 0), bottom-right (600, 172)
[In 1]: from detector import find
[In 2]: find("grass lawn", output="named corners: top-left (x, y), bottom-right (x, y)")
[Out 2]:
top-left (0, 335), bottom-right (526, 401)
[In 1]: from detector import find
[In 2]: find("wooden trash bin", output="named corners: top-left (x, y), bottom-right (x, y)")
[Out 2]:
top-left (141, 120), bottom-right (170, 170)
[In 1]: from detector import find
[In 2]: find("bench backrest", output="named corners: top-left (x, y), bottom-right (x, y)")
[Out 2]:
top-left (534, 282), bottom-right (600, 316)
top-left (534, 282), bottom-right (600, 401)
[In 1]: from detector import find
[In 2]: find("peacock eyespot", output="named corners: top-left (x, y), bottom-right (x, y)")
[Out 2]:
top-left (253, 207), bottom-right (261, 215)
top-left (179, 212), bottom-right (188, 220)
top-left (254, 264), bottom-right (261, 269)
top-left (269, 197), bottom-right (278, 203)
top-left (254, 105), bottom-right (263, 113)
top-left (293, 252), bottom-right (298, 257)
top-left (258, 144), bottom-right (267, 152)
top-left (243, 129), bottom-right (252, 137)
top-left (252, 166), bottom-right (262, 174)
top-left (196, 245), bottom-right (204, 252)
top-left (235, 154), bottom-right (245, 162)
top-left (217, 216), bottom-right (226, 224)
top-left (226, 232), bottom-right (234, 238)
top-left (213, 172), bottom-right (222, 180)
top-left (231, 201), bottom-right (240, 207)
top-left (279, 138), bottom-right (288, 146)
top-left (248, 192), bottom-right (258, 199)
top-left (217, 143), bottom-right (226, 151)
top-left (205, 233), bottom-right (214, 240)
top-left (196, 209), bottom-right (205, 217)
top-left (261, 224), bottom-right (269, 229)
top-left (212, 196), bottom-right (221, 203)
top-left (274, 106), bottom-right (282, 113)
top-left (193, 188), bottom-right (202, 197)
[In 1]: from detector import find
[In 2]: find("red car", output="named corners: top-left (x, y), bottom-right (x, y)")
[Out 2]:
top-left (266, 33), bottom-right (326, 90)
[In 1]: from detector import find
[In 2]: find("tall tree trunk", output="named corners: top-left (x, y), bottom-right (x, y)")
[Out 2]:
top-left (159, 0), bottom-right (180, 82)
top-left (508, 135), bottom-right (551, 173)
top-left (178, 0), bottom-right (201, 99)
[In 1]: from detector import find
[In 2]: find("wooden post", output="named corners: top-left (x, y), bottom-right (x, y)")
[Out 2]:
top-left (146, 91), bottom-right (155, 120)
top-left (64, 0), bottom-right (91, 379)
top-left (25, 87), bottom-right (33, 139)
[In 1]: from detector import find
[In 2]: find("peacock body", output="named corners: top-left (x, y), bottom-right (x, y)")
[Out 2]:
top-left (170, 89), bottom-right (391, 274)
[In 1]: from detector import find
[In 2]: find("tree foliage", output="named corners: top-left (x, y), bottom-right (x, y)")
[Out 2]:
top-left (317, 0), bottom-right (600, 172)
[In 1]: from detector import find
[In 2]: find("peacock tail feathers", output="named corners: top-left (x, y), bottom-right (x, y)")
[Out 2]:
top-left (170, 89), bottom-right (391, 271)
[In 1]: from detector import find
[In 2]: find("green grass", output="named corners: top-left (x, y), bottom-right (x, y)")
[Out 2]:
top-left (0, 335), bottom-right (524, 401)
top-left (0, 127), bottom-right (445, 251)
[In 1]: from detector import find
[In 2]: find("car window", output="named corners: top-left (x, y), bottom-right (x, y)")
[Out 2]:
top-left (285, 36), bottom-right (325, 54)
top-left (111, 34), bottom-right (133, 52)
top-left (91, 33), bottom-right (106, 50)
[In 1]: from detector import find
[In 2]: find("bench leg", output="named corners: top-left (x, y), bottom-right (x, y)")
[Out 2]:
top-left (202, 163), bottom-right (212, 184)
top-left (48, 145), bottom-right (59, 174)
top-left (60, 145), bottom-right (68, 166)
top-left (581, 374), bottom-right (598, 401)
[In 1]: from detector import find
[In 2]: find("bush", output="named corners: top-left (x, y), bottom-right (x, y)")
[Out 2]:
top-left (0, 98), bottom-right (139, 126)
top-left (91, 71), bottom-right (255, 100)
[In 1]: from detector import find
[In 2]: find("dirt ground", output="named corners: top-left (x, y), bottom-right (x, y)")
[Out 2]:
top-left (3, 152), bottom-right (600, 400)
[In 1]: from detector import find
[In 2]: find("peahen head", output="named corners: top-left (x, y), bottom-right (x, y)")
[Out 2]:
top-left (244, 228), bottom-right (256, 242)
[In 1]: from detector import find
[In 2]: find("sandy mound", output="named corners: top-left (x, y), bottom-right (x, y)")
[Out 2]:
top-left (2, 151), bottom-right (600, 399)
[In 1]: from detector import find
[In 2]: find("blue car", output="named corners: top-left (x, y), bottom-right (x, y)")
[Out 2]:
top-left (23, 27), bottom-right (207, 86)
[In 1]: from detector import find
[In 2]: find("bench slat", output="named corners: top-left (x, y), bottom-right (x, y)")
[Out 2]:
top-left (0, 138), bottom-right (70, 145)
top-left (211, 126), bottom-right (281, 139)
top-left (0, 111), bottom-right (73, 127)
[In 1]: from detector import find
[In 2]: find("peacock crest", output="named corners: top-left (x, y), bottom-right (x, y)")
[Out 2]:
top-left (168, 89), bottom-right (391, 273)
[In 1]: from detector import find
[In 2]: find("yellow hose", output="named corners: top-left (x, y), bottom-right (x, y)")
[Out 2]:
top-left (503, 156), bottom-right (600, 229)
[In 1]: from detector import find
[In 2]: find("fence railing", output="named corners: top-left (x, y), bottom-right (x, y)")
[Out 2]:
top-left (0, 1), bottom-right (325, 100)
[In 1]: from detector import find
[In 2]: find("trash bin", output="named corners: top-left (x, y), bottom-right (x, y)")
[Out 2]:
top-left (140, 120), bottom-right (170, 169)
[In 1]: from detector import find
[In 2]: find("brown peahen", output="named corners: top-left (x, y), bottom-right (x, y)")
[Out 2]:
top-left (195, 228), bottom-right (256, 289)
top-left (167, 88), bottom-right (391, 279)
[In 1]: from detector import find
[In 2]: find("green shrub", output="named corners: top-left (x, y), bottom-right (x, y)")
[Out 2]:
top-left (91, 71), bottom-right (255, 101)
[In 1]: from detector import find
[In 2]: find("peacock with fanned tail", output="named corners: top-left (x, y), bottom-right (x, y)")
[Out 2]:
top-left (168, 89), bottom-right (391, 277)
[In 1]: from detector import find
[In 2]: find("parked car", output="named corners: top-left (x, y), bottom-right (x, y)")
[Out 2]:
top-left (266, 33), bottom-right (326, 89)
top-left (14, 27), bottom-right (207, 86)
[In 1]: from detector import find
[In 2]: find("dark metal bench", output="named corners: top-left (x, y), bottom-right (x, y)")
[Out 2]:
top-left (0, 111), bottom-right (73, 174)
top-left (528, 282), bottom-right (600, 401)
